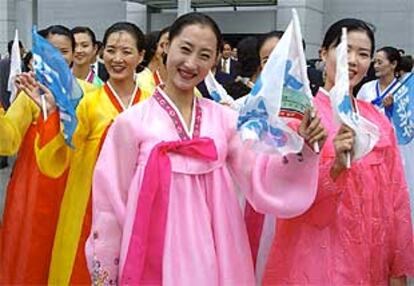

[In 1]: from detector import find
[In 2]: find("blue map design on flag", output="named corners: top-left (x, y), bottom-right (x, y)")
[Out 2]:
top-left (338, 94), bottom-right (353, 115)
top-left (210, 90), bottom-right (221, 102)
top-left (32, 27), bottom-right (83, 147)
top-left (284, 60), bottom-right (303, 90)
top-left (250, 76), bottom-right (263, 96)
top-left (238, 98), bottom-right (288, 147)
top-left (392, 73), bottom-right (414, 144)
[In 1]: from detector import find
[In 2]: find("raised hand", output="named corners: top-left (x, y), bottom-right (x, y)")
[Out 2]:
top-left (382, 94), bottom-right (393, 108)
top-left (330, 124), bottom-right (355, 180)
top-left (298, 108), bottom-right (328, 152)
top-left (15, 72), bottom-right (57, 116)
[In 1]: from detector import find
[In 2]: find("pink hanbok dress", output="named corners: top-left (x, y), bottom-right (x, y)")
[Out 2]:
top-left (263, 88), bottom-right (414, 285)
top-left (86, 86), bottom-right (322, 285)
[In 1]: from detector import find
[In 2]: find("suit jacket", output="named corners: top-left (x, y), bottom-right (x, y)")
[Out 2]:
top-left (0, 58), bottom-right (11, 109)
top-left (218, 58), bottom-right (238, 79)
top-left (307, 66), bottom-right (323, 96)
top-left (197, 70), bottom-right (233, 99)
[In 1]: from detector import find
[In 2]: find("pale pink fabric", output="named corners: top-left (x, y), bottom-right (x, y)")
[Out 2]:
top-left (121, 138), bottom-right (218, 285)
top-left (263, 89), bottom-right (414, 285)
top-left (86, 87), bottom-right (320, 286)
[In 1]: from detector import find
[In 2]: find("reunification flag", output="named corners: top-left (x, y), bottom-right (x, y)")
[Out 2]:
top-left (392, 72), bottom-right (414, 145)
top-left (32, 27), bottom-right (83, 147)
top-left (329, 28), bottom-right (379, 160)
top-left (237, 9), bottom-right (312, 155)
top-left (204, 71), bottom-right (241, 110)
top-left (7, 29), bottom-right (22, 103)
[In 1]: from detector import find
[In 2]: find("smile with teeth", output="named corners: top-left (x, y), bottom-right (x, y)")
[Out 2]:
top-left (178, 68), bottom-right (196, 80)
top-left (112, 66), bottom-right (126, 72)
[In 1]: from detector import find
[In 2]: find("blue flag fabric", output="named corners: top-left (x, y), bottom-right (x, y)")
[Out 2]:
top-left (32, 27), bottom-right (83, 147)
top-left (392, 73), bottom-right (414, 145)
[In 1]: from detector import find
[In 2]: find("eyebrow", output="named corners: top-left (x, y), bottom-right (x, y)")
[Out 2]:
top-left (106, 44), bottom-right (133, 49)
top-left (181, 39), bottom-right (214, 53)
top-left (348, 44), bottom-right (371, 52)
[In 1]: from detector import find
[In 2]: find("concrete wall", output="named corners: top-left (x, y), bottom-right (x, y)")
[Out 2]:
top-left (324, 0), bottom-right (414, 54)
top-left (0, 0), bottom-right (16, 55)
top-left (36, 0), bottom-right (126, 42)
top-left (150, 9), bottom-right (278, 34)
top-left (126, 2), bottom-right (147, 32)
top-left (276, 0), bottom-right (324, 58)
top-left (0, 0), bottom-right (413, 57)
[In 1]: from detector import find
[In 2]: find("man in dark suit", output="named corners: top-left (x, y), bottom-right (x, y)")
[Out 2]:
top-left (219, 41), bottom-right (238, 79)
top-left (198, 50), bottom-right (233, 99)
top-left (0, 40), bottom-right (24, 169)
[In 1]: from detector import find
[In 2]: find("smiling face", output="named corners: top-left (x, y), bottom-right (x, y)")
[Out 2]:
top-left (73, 32), bottom-right (97, 66)
top-left (165, 24), bottom-right (217, 94)
top-left (374, 50), bottom-right (397, 78)
top-left (321, 30), bottom-right (372, 92)
top-left (47, 34), bottom-right (73, 65)
top-left (103, 31), bottom-right (143, 82)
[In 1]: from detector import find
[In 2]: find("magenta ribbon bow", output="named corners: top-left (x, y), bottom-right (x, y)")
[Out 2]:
top-left (121, 137), bottom-right (218, 285)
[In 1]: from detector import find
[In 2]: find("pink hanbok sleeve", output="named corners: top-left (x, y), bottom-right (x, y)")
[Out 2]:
top-left (226, 111), bottom-right (321, 219)
top-left (85, 115), bottom-right (138, 285)
top-left (283, 156), bottom-right (347, 228)
top-left (386, 128), bottom-right (414, 277)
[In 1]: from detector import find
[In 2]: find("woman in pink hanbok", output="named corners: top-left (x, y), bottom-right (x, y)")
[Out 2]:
top-left (263, 18), bottom-right (414, 286)
top-left (86, 12), bottom-right (328, 285)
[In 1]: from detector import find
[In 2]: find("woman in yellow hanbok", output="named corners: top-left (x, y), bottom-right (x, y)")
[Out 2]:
top-left (26, 22), bottom-right (151, 285)
top-left (0, 25), bottom-right (94, 285)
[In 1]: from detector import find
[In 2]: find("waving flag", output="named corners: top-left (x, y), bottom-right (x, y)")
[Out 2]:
top-left (32, 27), bottom-right (83, 147)
top-left (392, 73), bottom-right (414, 145)
top-left (330, 28), bottom-right (379, 161)
top-left (237, 9), bottom-right (312, 156)
top-left (204, 71), bottom-right (242, 110)
top-left (7, 30), bottom-right (22, 103)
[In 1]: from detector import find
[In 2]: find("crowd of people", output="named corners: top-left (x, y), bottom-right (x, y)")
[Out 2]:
top-left (0, 11), bottom-right (413, 286)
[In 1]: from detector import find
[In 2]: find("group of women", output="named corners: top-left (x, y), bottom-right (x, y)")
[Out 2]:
top-left (0, 11), bottom-right (413, 286)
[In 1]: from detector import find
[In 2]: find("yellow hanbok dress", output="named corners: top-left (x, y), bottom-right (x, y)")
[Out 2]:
top-left (0, 80), bottom-right (95, 285)
top-left (35, 82), bottom-right (151, 285)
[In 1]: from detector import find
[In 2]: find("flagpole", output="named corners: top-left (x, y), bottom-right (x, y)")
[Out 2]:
top-left (346, 152), bottom-right (351, 168)
top-left (41, 94), bottom-right (48, 121)
top-left (310, 110), bottom-right (320, 153)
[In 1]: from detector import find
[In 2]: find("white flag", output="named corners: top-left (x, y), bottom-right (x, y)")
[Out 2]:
top-left (204, 71), bottom-right (241, 110)
top-left (237, 9), bottom-right (312, 155)
top-left (7, 30), bottom-right (22, 103)
top-left (330, 28), bottom-right (379, 160)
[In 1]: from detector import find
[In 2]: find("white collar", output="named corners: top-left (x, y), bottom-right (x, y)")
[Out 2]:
top-left (107, 81), bottom-right (139, 110)
top-left (157, 86), bottom-right (197, 138)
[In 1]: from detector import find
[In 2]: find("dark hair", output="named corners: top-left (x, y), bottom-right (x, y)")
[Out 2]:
top-left (7, 40), bottom-right (23, 55)
top-left (221, 40), bottom-right (232, 52)
top-left (103, 22), bottom-right (145, 52)
top-left (377, 46), bottom-right (401, 72)
top-left (157, 26), bottom-right (170, 45)
top-left (23, 51), bottom-right (33, 72)
top-left (142, 31), bottom-right (159, 67)
top-left (38, 25), bottom-right (75, 51)
top-left (257, 30), bottom-right (284, 56)
top-left (236, 36), bottom-right (260, 78)
top-left (322, 18), bottom-right (375, 57)
top-left (96, 41), bottom-right (104, 51)
top-left (169, 12), bottom-right (222, 55)
top-left (71, 26), bottom-right (97, 45)
top-left (398, 55), bottom-right (413, 73)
